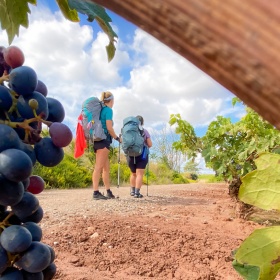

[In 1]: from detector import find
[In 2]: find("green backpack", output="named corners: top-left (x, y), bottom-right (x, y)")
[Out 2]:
top-left (121, 116), bottom-right (145, 157)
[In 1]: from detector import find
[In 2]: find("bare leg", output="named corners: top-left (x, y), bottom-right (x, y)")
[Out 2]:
top-left (130, 172), bottom-right (136, 187)
top-left (102, 156), bottom-right (111, 190)
top-left (135, 169), bottom-right (145, 194)
top-left (92, 147), bottom-right (110, 191)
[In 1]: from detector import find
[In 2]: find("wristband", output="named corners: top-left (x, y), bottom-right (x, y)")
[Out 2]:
top-left (115, 136), bottom-right (120, 142)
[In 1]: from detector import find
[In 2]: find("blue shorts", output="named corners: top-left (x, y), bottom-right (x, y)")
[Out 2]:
top-left (127, 155), bottom-right (149, 173)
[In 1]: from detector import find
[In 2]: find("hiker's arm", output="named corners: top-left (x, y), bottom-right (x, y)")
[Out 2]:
top-left (146, 137), bottom-right (152, 148)
top-left (106, 120), bottom-right (121, 142)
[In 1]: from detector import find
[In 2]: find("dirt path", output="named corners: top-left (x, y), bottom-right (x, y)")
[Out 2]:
top-left (38, 183), bottom-right (263, 280)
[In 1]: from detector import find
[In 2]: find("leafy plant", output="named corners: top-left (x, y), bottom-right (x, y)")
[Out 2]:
top-left (169, 102), bottom-right (280, 195)
top-left (233, 153), bottom-right (280, 280)
top-left (0, 0), bottom-right (118, 62)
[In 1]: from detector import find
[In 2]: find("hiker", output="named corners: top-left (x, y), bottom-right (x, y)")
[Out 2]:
top-left (92, 91), bottom-right (121, 200)
top-left (127, 115), bottom-right (152, 198)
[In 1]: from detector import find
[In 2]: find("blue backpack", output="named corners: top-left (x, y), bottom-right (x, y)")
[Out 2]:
top-left (81, 97), bottom-right (107, 142)
top-left (121, 116), bottom-right (145, 157)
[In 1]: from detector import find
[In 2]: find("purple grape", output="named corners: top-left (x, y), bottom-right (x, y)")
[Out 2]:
top-left (22, 222), bottom-right (43, 242)
top-left (0, 244), bottom-right (8, 274)
top-left (0, 267), bottom-right (23, 279)
top-left (3, 45), bottom-right (25, 69)
top-left (11, 192), bottom-right (39, 220)
top-left (46, 97), bottom-right (65, 122)
top-left (0, 148), bottom-right (33, 182)
top-left (0, 225), bottom-right (32, 253)
top-left (49, 122), bottom-right (73, 147)
top-left (15, 241), bottom-right (51, 273)
top-left (42, 262), bottom-right (57, 280)
top-left (0, 124), bottom-right (21, 153)
top-left (20, 205), bottom-right (44, 224)
top-left (26, 175), bottom-right (45, 195)
top-left (34, 137), bottom-right (64, 167)
top-left (35, 80), bottom-right (48, 97)
top-left (0, 46), bottom-right (11, 77)
top-left (17, 91), bottom-right (49, 120)
top-left (0, 85), bottom-right (12, 111)
top-left (0, 174), bottom-right (24, 206)
top-left (9, 66), bottom-right (37, 96)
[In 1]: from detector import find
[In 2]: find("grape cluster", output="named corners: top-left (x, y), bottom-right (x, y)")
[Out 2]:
top-left (0, 45), bottom-right (73, 279)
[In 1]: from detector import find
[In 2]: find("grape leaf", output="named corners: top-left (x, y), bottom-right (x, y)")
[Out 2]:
top-left (68, 0), bottom-right (118, 62)
top-left (56, 0), bottom-right (79, 22)
top-left (0, 0), bottom-right (36, 44)
top-left (233, 226), bottom-right (280, 280)
top-left (239, 152), bottom-right (280, 211)
top-left (232, 260), bottom-right (260, 280)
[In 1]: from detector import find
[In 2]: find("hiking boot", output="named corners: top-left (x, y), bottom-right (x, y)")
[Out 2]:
top-left (93, 192), bottom-right (108, 200)
top-left (134, 193), bottom-right (143, 198)
top-left (106, 190), bottom-right (115, 199)
top-left (130, 187), bottom-right (135, 196)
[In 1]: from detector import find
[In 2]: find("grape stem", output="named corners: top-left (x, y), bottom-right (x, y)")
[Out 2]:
top-left (0, 212), bottom-right (14, 234)
top-left (7, 251), bottom-right (21, 266)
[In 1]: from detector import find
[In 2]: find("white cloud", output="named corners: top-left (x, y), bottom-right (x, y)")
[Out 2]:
top-left (0, 4), bottom-right (243, 173)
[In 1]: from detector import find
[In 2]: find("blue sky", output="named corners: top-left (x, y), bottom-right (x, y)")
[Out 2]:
top-left (0, 0), bottom-right (245, 172)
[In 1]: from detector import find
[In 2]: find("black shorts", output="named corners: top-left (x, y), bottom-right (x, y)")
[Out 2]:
top-left (127, 155), bottom-right (149, 173)
top-left (93, 139), bottom-right (111, 152)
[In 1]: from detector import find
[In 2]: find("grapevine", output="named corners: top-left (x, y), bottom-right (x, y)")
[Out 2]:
top-left (0, 45), bottom-right (73, 278)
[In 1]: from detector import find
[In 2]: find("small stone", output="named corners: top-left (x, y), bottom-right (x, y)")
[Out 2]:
top-left (90, 232), bottom-right (99, 239)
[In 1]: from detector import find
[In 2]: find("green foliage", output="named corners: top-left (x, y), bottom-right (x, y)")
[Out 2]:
top-left (33, 153), bottom-right (92, 189)
top-left (149, 162), bottom-right (173, 184)
top-left (170, 105), bottom-right (280, 185)
top-left (190, 173), bottom-right (198, 180)
top-left (233, 153), bottom-right (280, 280)
top-left (239, 153), bottom-right (280, 211)
top-left (56, 0), bottom-right (79, 22)
top-left (0, 0), bottom-right (36, 44)
top-left (169, 114), bottom-right (202, 160)
top-left (233, 226), bottom-right (280, 280)
top-left (172, 172), bottom-right (188, 184)
top-left (68, 0), bottom-right (118, 62)
top-left (110, 162), bottom-right (130, 185)
top-left (143, 168), bottom-right (156, 185)
top-left (0, 0), bottom-right (117, 62)
top-left (184, 160), bottom-right (200, 174)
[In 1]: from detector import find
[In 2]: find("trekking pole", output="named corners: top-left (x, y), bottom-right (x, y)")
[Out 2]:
top-left (146, 161), bottom-right (149, 196)
top-left (117, 134), bottom-right (121, 198)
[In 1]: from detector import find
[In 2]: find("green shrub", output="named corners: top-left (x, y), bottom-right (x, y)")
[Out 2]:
top-left (33, 154), bottom-right (92, 189)
top-left (110, 163), bottom-right (131, 185)
top-left (190, 173), bottom-right (198, 180)
top-left (171, 172), bottom-right (188, 184)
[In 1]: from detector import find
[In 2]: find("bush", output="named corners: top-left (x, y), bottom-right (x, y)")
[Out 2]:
top-left (172, 172), bottom-right (188, 184)
top-left (190, 173), bottom-right (198, 180)
top-left (110, 163), bottom-right (131, 185)
top-left (33, 154), bottom-right (92, 189)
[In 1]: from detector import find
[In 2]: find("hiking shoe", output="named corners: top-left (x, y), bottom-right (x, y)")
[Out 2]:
top-left (130, 187), bottom-right (135, 196)
top-left (106, 190), bottom-right (115, 199)
top-left (134, 193), bottom-right (143, 198)
top-left (93, 192), bottom-right (108, 200)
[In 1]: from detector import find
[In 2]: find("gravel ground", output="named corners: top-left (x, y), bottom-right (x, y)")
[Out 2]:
top-left (36, 183), bottom-right (266, 280)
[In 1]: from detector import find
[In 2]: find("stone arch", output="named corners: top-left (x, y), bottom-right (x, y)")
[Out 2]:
top-left (92, 0), bottom-right (280, 129)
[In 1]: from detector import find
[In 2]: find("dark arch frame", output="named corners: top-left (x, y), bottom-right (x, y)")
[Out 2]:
top-left (91, 0), bottom-right (280, 129)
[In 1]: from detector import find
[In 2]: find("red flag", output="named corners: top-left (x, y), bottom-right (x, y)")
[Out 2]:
top-left (74, 114), bottom-right (87, 158)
